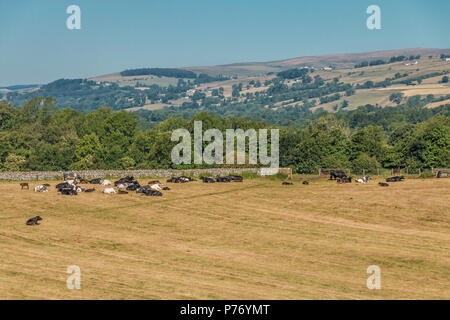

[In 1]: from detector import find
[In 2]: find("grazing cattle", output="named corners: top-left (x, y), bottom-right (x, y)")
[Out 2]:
top-left (89, 178), bottom-right (101, 184)
top-left (329, 170), bottom-right (347, 180)
top-left (20, 183), bottom-right (29, 190)
top-left (386, 176), bottom-right (405, 182)
top-left (118, 190), bottom-right (128, 194)
top-left (355, 176), bottom-right (371, 183)
top-left (337, 177), bottom-right (352, 184)
top-left (302, 181), bottom-right (309, 185)
top-left (101, 180), bottom-right (112, 186)
top-left (26, 216), bottom-right (43, 226)
top-left (84, 188), bottom-right (96, 193)
top-left (378, 182), bottom-right (389, 187)
top-left (34, 185), bottom-right (48, 192)
top-left (102, 188), bottom-right (116, 194)
top-left (282, 182), bottom-right (293, 185)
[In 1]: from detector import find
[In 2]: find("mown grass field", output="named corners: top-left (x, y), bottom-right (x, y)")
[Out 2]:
top-left (0, 177), bottom-right (449, 299)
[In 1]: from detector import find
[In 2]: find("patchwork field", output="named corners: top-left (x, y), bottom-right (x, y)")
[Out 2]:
top-left (0, 177), bottom-right (449, 299)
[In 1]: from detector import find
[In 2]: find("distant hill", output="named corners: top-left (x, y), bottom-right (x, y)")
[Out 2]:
top-left (3, 48), bottom-right (450, 115)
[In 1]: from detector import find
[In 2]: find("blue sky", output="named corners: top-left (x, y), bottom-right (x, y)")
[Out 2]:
top-left (0, 0), bottom-right (449, 86)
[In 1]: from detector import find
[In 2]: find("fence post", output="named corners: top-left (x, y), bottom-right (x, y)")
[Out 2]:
top-left (377, 168), bottom-right (380, 176)
top-left (363, 169), bottom-right (365, 176)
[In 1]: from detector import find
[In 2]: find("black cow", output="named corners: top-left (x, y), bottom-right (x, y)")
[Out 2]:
top-left (114, 176), bottom-right (134, 186)
top-left (60, 188), bottom-right (78, 195)
top-left (386, 176), bottom-right (405, 182)
top-left (227, 175), bottom-right (243, 182)
top-left (26, 216), bottom-right (43, 226)
top-left (216, 176), bottom-right (231, 182)
top-left (330, 170), bottom-right (347, 180)
top-left (337, 177), bottom-right (352, 184)
top-left (143, 189), bottom-right (163, 196)
top-left (378, 182), bottom-right (389, 187)
top-left (201, 177), bottom-right (216, 183)
top-left (89, 178), bottom-right (101, 184)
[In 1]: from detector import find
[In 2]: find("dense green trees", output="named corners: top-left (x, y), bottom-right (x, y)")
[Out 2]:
top-left (0, 97), bottom-right (449, 173)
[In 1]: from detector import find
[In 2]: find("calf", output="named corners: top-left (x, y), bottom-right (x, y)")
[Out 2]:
top-left (302, 181), bottom-right (309, 185)
top-left (84, 188), bottom-right (96, 193)
top-left (378, 182), bottom-right (389, 187)
top-left (26, 216), bottom-right (43, 226)
top-left (20, 183), bottom-right (29, 190)
top-left (282, 182), bottom-right (293, 185)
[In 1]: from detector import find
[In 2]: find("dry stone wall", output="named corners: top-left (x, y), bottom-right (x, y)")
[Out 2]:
top-left (0, 168), bottom-right (270, 181)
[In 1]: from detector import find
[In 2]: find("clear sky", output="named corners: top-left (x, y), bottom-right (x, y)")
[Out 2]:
top-left (0, 0), bottom-right (449, 86)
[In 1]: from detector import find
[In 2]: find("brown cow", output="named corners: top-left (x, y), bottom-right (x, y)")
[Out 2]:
top-left (20, 183), bottom-right (29, 190)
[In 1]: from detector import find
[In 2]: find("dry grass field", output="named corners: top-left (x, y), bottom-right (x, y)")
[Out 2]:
top-left (0, 177), bottom-right (449, 299)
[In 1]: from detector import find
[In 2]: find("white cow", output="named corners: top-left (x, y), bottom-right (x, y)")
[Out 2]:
top-left (149, 183), bottom-right (162, 191)
top-left (102, 188), bottom-right (116, 194)
top-left (101, 180), bottom-right (112, 186)
top-left (355, 176), bottom-right (371, 183)
top-left (34, 185), bottom-right (48, 192)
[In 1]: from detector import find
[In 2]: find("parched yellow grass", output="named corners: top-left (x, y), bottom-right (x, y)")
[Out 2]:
top-left (0, 177), bottom-right (449, 300)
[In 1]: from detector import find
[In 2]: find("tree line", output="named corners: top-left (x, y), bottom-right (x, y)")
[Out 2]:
top-left (0, 97), bottom-right (448, 173)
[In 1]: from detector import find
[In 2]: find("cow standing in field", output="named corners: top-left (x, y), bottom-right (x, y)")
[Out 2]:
top-left (20, 183), bottom-right (29, 190)
top-left (330, 170), bottom-right (347, 180)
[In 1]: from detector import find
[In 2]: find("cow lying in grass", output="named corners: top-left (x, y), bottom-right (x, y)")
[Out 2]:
top-left (386, 176), bottom-right (405, 182)
top-left (102, 188), bottom-right (116, 194)
top-left (34, 185), bottom-right (48, 192)
top-left (378, 182), bottom-right (389, 187)
top-left (337, 177), bottom-right (352, 184)
top-left (355, 176), bottom-right (371, 183)
top-left (282, 182), bottom-right (293, 185)
top-left (26, 216), bottom-right (43, 226)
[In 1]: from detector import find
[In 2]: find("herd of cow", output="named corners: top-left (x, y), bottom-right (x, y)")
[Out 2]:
top-left (21, 173), bottom-right (245, 197)
top-left (328, 170), bottom-right (405, 187)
